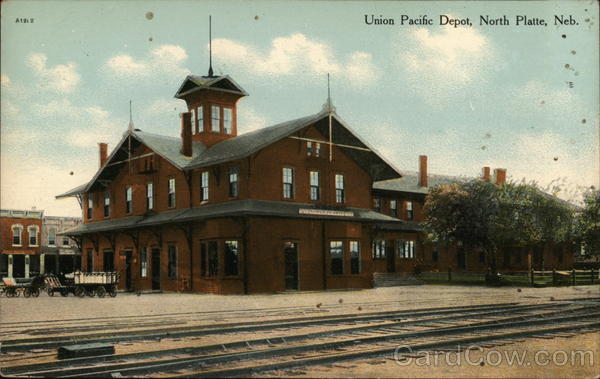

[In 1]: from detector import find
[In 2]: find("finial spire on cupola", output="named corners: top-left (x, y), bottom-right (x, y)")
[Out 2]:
top-left (322, 73), bottom-right (336, 114)
top-left (128, 99), bottom-right (134, 132)
top-left (208, 15), bottom-right (214, 77)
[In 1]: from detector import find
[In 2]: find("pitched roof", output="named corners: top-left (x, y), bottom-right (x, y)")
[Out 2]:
top-left (373, 171), bottom-right (467, 195)
top-left (59, 199), bottom-right (409, 235)
top-left (174, 75), bottom-right (248, 98)
top-left (56, 109), bottom-right (403, 198)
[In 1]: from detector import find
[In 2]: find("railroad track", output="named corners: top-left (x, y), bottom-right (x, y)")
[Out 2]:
top-left (2, 299), bottom-right (598, 377)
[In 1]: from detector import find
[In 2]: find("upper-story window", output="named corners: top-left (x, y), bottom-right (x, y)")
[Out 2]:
top-left (309, 171), bottom-right (320, 201)
top-left (315, 142), bottom-right (321, 157)
top-left (406, 201), bottom-right (414, 220)
top-left (390, 200), bottom-right (397, 217)
top-left (125, 186), bottom-right (133, 214)
top-left (201, 171), bottom-right (209, 202)
top-left (87, 196), bottom-right (93, 220)
top-left (195, 106), bottom-right (203, 133)
top-left (211, 106), bottom-right (220, 132)
top-left (48, 228), bottom-right (56, 246)
top-left (146, 183), bottom-right (154, 210)
top-left (103, 192), bottom-right (110, 217)
top-left (307, 142), bottom-right (313, 156)
top-left (62, 236), bottom-right (70, 247)
top-left (12, 224), bottom-right (23, 246)
top-left (168, 178), bottom-right (176, 208)
top-left (283, 167), bottom-right (294, 199)
top-left (229, 167), bottom-right (239, 198)
top-left (28, 225), bottom-right (39, 246)
top-left (335, 174), bottom-right (345, 203)
top-left (223, 108), bottom-right (233, 134)
top-left (374, 198), bottom-right (381, 212)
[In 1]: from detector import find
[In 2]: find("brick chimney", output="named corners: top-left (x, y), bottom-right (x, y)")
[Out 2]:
top-left (180, 112), bottom-right (192, 157)
top-left (494, 168), bottom-right (507, 185)
top-left (418, 155), bottom-right (428, 187)
top-left (98, 143), bottom-right (108, 168)
top-left (482, 166), bottom-right (491, 182)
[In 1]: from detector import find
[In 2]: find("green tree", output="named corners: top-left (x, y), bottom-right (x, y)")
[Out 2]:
top-left (575, 189), bottom-right (600, 260)
top-left (424, 179), bottom-right (575, 279)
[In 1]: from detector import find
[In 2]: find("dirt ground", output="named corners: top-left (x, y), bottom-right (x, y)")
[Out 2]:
top-left (1, 284), bottom-right (598, 323)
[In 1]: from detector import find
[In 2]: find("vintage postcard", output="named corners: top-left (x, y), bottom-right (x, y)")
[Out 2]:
top-left (1, 0), bottom-right (598, 378)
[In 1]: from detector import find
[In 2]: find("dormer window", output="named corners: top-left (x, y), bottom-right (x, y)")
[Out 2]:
top-left (211, 106), bottom-right (220, 132)
top-left (87, 196), bottom-right (93, 220)
top-left (223, 108), bottom-right (232, 134)
top-left (168, 178), bottom-right (176, 208)
top-left (125, 186), bottom-right (133, 214)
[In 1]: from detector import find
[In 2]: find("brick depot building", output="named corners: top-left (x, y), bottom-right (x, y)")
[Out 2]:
top-left (0, 209), bottom-right (43, 278)
top-left (57, 73), bottom-right (573, 293)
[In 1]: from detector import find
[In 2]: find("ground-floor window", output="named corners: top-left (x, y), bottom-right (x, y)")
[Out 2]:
top-left (140, 248), bottom-right (147, 277)
top-left (397, 240), bottom-right (415, 259)
top-left (330, 241), bottom-right (343, 275)
top-left (168, 245), bottom-right (177, 279)
top-left (208, 241), bottom-right (218, 277)
top-left (372, 239), bottom-right (386, 259)
top-left (200, 242), bottom-right (208, 277)
top-left (86, 248), bottom-right (93, 272)
top-left (432, 248), bottom-right (439, 262)
top-left (224, 240), bottom-right (239, 276)
top-left (350, 240), bottom-right (360, 274)
top-left (479, 250), bottom-right (485, 264)
top-left (29, 255), bottom-right (40, 275)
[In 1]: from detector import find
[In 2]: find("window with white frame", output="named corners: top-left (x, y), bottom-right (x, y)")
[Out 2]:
top-left (125, 186), bottom-right (133, 214)
top-left (104, 192), bottom-right (110, 217)
top-left (28, 225), bottom-right (39, 246)
top-left (374, 198), bottom-right (381, 212)
top-left (87, 196), bottom-right (93, 220)
top-left (397, 240), bottom-right (415, 259)
top-left (48, 228), bottom-right (56, 246)
top-left (306, 141), bottom-right (313, 156)
top-left (146, 183), bottom-right (154, 210)
top-left (350, 240), bottom-right (360, 274)
top-left (12, 225), bottom-right (23, 246)
top-left (140, 247), bottom-right (147, 277)
top-left (62, 236), bottom-right (70, 247)
top-left (229, 167), bottom-right (239, 198)
top-left (195, 106), bottom-right (203, 133)
top-left (335, 174), bottom-right (345, 203)
top-left (372, 239), bottom-right (386, 259)
top-left (283, 167), bottom-right (294, 199)
top-left (390, 200), bottom-right (397, 217)
top-left (211, 105), bottom-right (220, 132)
top-left (330, 241), bottom-right (343, 275)
top-left (168, 178), bottom-right (176, 208)
top-left (315, 142), bottom-right (321, 157)
top-left (201, 171), bottom-right (209, 202)
top-left (223, 108), bottom-right (232, 134)
top-left (309, 171), bottom-right (320, 201)
top-left (406, 201), bottom-right (414, 220)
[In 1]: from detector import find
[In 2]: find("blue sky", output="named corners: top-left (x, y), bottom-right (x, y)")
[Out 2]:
top-left (1, 0), bottom-right (598, 217)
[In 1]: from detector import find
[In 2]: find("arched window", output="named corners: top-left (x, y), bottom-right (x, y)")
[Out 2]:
top-left (11, 224), bottom-right (23, 246)
top-left (28, 225), bottom-right (39, 246)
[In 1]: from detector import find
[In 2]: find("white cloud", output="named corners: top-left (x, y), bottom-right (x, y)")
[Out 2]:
top-left (0, 74), bottom-right (11, 87)
top-left (397, 23), bottom-right (493, 103)
top-left (237, 103), bottom-right (269, 134)
top-left (212, 34), bottom-right (379, 88)
top-left (103, 45), bottom-right (190, 78)
top-left (26, 53), bottom-right (80, 93)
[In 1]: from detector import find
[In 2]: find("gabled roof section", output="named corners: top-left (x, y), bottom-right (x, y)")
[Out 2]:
top-left (373, 171), bottom-right (467, 195)
top-left (187, 110), bottom-right (403, 181)
top-left (55, 130), bottom-right (204, 199)
top-left (174, 75), bottom-right (248, 99)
